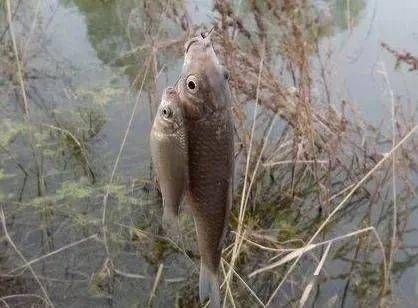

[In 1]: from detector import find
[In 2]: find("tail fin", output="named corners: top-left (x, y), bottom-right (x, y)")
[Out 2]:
top-left (199, 263), bottom-right (220, 308)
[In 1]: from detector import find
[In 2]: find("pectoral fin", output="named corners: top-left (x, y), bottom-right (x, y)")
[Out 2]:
top-left (162, 206), bottom-right (180, 238)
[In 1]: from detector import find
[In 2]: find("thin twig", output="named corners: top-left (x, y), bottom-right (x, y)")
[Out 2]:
top-left (222, 259), bottom-right (265, 307)
top-left (0, 294), bottom-right (48, 307)
top-left (263, 160), bottom-right (327, 167)
top-left (0, 297), bottom-right (10, 308)
top-left (101, 55), bottom-right (151, 257)
top-left (7, 234), bottom-right (98, 274)
top-left (101, 1), bottom-right (170, 260)
top-left (263, 125), bottom-right (417, 305)
top-left (249, 226), bottom-right (383, 276)
top-left (0, 206), bottom-right (54, 307)
top-left (223, 43), bottom-right (265, 306)
top-left (5, 0), bottom-right (29, 117)
top-left (41, 123), bottom-right (94, 180)
top-left (381, 42), bottom-right (418, 71)
top-left (299, 242), bottom-right (331, 307)
top-left (148, 263), bottom-right (164, 306)
top-left (379, 61), bottom-right (398, 298)
top-left (114, 268), bottom-right (147, 280)
top-left (22, 0), bottom-right (42, 57)
top-left (0, 144), bottom-right (29, 176)
top-left (0, 0), bottom-right (22, 42)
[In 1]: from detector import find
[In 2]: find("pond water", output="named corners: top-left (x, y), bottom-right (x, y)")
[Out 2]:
top-left (0, 0), bottom-right (417, 307)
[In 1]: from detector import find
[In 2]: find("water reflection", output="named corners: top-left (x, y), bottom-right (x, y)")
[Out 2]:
top-left (0, 0), bottom-right (417, 307)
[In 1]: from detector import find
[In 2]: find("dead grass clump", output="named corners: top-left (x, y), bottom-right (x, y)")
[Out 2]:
top-left (210, 0), bottom-right (418, 306)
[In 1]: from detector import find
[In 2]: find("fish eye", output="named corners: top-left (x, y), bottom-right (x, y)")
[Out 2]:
top-left (161, 106), bottom-right (172, 119)
top-left (188, 81), bottom-right (196, 89)
top-left (186, 75), bottom-right (199, 94)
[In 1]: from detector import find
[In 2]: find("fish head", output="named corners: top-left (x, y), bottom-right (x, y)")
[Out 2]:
top-left (177, 30), bottom-right (231, 119)
top-left (153, 87), bottom-right (184, 134)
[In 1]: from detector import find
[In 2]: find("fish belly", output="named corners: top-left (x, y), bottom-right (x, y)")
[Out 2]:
top-left (150, 133), bottom-right (186, 227)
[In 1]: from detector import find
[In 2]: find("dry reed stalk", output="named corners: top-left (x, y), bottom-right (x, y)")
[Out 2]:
top-left (299, 242), bottom-right (331, 307)
top-left (0, 206), bottom-right (54, 307)
top-left (102, 54), bottom-right (152, 257)
top-left (262, 125), bottom-right (417, 305)
top-left (249, 226), bottom-right (382, 276)
top-left (0, 293), bottom-right (49, 307)
top-left (223, 43), bottom-right (266, 306)
top-left (5, 0), bottom-right (29, 118)
top-left (7, 234), bottom-right (98, 274)
top-left (148, 263), bottom-right (164, 306)
top-left (222, 259), bottom-right (265, 307)
top-left (377, 60), bottom-right (399, 302)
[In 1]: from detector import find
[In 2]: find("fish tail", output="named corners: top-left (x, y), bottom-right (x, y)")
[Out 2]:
top-left (199, 263), bottom-right (221, 308)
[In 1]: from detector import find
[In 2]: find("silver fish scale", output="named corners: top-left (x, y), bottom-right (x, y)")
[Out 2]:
top-left (186, 109), bottom-right (234, 271)
top-left (150, 93), bottom-right (188, 232)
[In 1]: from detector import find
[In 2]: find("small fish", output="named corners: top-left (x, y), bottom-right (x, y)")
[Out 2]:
top-left (150, 87), bottom-right (188, 235)
top-left (178, 31), bottom-right (234, 308)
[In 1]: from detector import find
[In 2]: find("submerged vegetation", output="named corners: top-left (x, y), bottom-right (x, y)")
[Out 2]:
top-left (1, 0), bottom-right (417, 307)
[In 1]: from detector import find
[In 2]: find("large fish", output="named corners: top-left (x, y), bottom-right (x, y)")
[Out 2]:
top-left (177, 32), bottom-right (234, 308)
top-left (150, 87), bottom-right (188, 234)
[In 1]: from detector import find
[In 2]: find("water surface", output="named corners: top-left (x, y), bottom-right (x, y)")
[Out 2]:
top-left (0, 1), bottom-right (417, 307)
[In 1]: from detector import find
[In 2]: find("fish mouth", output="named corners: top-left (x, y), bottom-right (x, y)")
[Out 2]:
top-left (184, 28), bottom-right (215, 53)
top-left (200, 27), bottom-right (214, 39)
top-left (162, 86), bottom-right (179, 102)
